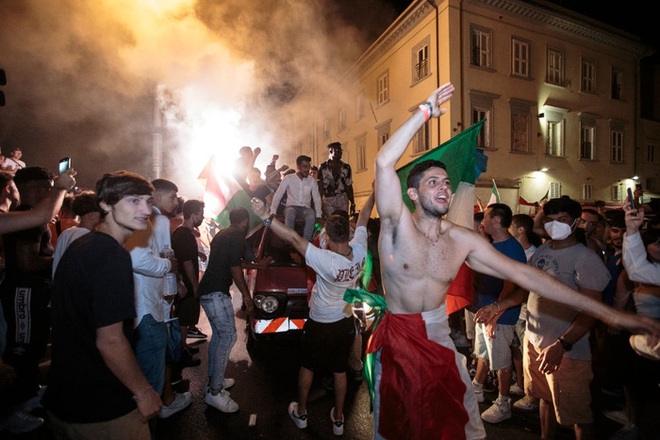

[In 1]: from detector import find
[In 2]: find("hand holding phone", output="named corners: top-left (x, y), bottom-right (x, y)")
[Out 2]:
top-left (58, 157), bottom-right (71, 175)
top-left (627, 187), bottom-right (636, 210)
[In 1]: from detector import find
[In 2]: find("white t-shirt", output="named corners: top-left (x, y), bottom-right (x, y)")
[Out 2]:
top-left (52, 226), bottom-right (91, 277)
top-left (305, 226), bottom-right (368, 323)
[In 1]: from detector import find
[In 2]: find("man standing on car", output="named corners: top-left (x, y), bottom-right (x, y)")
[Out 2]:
top-left (198, 207), bottom-right (254, 413)
top-left (251, 188), bottom-right (374, 436)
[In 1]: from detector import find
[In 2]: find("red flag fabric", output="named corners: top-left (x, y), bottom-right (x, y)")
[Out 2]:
top-left (446, 263), bottom-right (473, 315)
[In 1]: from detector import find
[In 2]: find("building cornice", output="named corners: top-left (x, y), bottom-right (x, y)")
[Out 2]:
top-left (476, 0), bottom-right (648, 56)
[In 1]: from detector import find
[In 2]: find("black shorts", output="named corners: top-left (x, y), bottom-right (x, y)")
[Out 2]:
top-left (174, 293), bottom-right (201, 327)
top-left (299, 316), bottom-right (356, 373)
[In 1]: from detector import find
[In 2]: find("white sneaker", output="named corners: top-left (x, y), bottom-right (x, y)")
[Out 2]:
top-left (223, 378), bottom-right (235, 389)
top-left (288, 401), bottom-right (307, 429)
top-left (159, 391), bottom-right (192, 419)
top-left (509, 383), bottom-right (524, 396)
top-left (205, 389), bottom-right (239, 413)
top-left (330, 407), bottom-right (344, 436)
top-left (472, 381), bottom-right (484, 403)
top-left (20, 385), bottom-right (47, 412)
top-left (481, 397), bottom-right (512, 423)
top-left (513, 395), bottom-right (539, 411)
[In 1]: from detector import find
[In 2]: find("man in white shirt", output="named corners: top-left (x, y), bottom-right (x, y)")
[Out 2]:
top-left (270, 155), bottom-right (322, 241)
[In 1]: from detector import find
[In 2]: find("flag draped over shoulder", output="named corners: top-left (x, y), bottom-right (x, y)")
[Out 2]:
top-left (396, 120), bottom-right (486, 314)
top-left (197, 156), bottom-right (263, 231)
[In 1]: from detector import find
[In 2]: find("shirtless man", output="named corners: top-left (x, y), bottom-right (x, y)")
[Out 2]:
top-left (370, 82), bottom-right (660, 440)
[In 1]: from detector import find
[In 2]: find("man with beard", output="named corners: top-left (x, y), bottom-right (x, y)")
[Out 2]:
top-left (369, 82), bottom-right (660, 440)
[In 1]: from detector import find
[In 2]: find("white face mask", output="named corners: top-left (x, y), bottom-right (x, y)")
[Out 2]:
top-left (544, 219), bottom-right (576, 241)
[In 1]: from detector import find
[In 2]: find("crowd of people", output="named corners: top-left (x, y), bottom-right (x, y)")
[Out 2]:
top-left (0, 82), bottom-right (658, 440)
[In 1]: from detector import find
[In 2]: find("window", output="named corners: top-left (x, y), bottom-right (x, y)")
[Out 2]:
top-left (323, 119), bottom-right (331, 140)
top-left (377, 71), bottom-right (389, 105)
top-left (377, 121), bottom-right (391, 150)
top-left (355, 135), bottom-right (367, 172)
top-left (611, 68), bottom-right (623, 100)
top-left (510, 99), bottom-right (533, 153)
top-left (470, 26), bottom-right (492, 68)
top-left (511, 37), bottom-right (530, 78)
top-left (610, 129), bottom-right (623, 163)
top-left (413, 122), bottom-right (430, 154)
top-left (412, 38), bottom-right (430, 83)
top-left (580, 123), bottom-right (595, 160)
top-left (647, 143), bottom-right (656, 162)
top-left (549, 182), bottom-right (562, 199)
top-left (547, 120), bottom-right (564, 157)
top-left (356, 91), bottom-right (366, 120)
top-left (547, 48), bottom-right (564, 85)
top-left (583, 182), bottom-right (592, 201)
top-left (338, 108), bottom-right (346, 131)
top-left (612, 183), bottom-right (623, 202)
top-left (469, 89), bottom-right (499, 150)
top-left (581, 58), bottom-right (596, 93)
top-left (473, 107), bottom-right (491, 149)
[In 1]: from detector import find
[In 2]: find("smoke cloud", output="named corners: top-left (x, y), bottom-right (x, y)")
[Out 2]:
top-left (0, 0), bottom-right (398, 197)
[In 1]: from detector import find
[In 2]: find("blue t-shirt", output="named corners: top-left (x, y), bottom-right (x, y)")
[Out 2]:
top-left (474, 236), bottom-right (527, 325)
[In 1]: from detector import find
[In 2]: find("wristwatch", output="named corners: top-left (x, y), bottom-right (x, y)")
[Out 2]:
top-left (557, 336), bottom-right (573, 351)
top-left (263, 214), bottom-right (275, 227)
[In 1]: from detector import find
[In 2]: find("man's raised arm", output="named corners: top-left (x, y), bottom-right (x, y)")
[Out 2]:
top-left (374, 82), bottom-right (454, 221)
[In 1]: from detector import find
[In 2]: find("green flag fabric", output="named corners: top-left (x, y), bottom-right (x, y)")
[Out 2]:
top-left (397, 120), bottom-right (486, 212)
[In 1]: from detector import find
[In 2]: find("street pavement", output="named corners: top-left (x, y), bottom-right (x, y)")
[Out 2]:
top-left (13, 289), bottom-right (629, 439)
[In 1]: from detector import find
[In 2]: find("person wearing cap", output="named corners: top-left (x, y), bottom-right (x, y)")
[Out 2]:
top-left (318, 142), bottom-right (355, 218)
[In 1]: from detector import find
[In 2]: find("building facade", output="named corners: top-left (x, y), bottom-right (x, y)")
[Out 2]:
top-left (292, 0), bottom-right (658, 211)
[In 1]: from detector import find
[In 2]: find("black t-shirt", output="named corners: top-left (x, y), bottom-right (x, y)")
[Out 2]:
top-left (172, 225), bottom-right (199, 292)
top-left (198, 225), bottom-right (245, 296)
top-left (43, 231), bottom-right (137, 423)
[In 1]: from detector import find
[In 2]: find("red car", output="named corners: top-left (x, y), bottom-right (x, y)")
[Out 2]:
top-left (244, 224), bottom-right (310, 347)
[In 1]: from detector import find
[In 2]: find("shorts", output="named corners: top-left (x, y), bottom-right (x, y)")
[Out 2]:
top-left (175, 292), bottom-right (201, 327)
top-left (300, 316), bottom-right (355, 373)
top-left (474, 322), bottom-right (515, 371)
top-left (523, 339), bottom-right (593, 425)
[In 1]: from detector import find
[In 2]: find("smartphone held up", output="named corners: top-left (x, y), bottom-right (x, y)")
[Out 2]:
top-left (58, 157), bottom-right (71, 175)
top-left (627, 187), bottom-right (636, 210)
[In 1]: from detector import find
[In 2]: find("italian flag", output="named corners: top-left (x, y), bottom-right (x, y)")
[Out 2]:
top-left (197, 156), bottom-right (263, 232)
top-left (396, 120), bottom-right (487, 314)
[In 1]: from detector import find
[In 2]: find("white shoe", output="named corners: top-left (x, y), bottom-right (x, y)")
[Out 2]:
top-left (288, 401), bottom-right (307, 429)
top-left (513, 395), bottom-right (539, 411)
top-left (20, 385), bottom-right (47, 412)
top-left (481, 397), bottom-right (512, 423)
top-left (472, 381), bottom-right (484, 403)
top-left (223, 378), bottom-right (235, 389)
top-left (509, 383), bottom-right (524, 396)
top-left (330, 407), bottom-right (344, 436)
top-left (159, 391), bottom-right (192, 419)
top-left (205, 389), bottom-right (239, 413)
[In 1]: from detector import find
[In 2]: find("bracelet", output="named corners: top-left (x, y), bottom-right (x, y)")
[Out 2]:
top-left (418, 101), bottom-right (432, 122)
top-left (491, 302), bottom-right (501, 313)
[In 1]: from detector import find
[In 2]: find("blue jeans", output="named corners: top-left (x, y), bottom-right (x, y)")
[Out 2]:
top-left (134, 314), bottom-right (167, 394)
top-left (284, 205), bottom-right (316, 241)
top-left (200, 292), bottom-right (236, 392)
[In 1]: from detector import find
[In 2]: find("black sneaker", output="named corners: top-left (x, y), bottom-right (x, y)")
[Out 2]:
top-left (188, 326), bottom-right (208, 339)
top-left (483, 371), bottom-right (498, 394)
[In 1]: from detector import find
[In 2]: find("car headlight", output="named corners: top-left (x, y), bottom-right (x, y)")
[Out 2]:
top-left (254, 294), bottom-right (279, 314)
